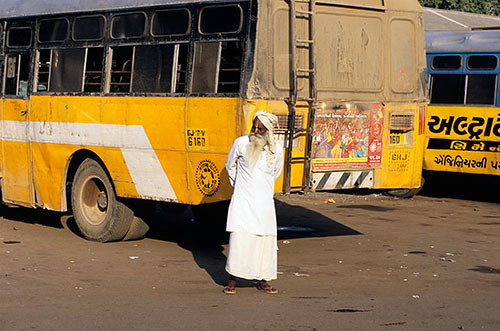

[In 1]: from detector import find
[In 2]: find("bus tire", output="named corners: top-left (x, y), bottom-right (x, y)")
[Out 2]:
top-left (71, 158), bottom-right (134, 242)
top-left (383, 176), bottom-right (425, 198)
top-left (123, 216), bottom-right (150, 241)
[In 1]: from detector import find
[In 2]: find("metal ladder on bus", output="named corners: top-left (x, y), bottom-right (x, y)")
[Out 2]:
top-left (284, 0), bottom-right (318, 194)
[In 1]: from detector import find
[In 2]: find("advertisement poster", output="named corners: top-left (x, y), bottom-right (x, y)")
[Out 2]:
top-left (424, 106), bottom-right (500, 175)
top-left (312, 103), bottom-right (384, 171)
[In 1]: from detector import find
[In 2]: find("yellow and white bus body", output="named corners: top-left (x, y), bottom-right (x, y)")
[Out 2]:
top-left (0, 0), bottom-right (427, 241)
top-left (425, 31), bottom-right (500, 177)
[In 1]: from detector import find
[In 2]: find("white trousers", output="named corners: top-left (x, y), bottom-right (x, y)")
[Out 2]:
top-left (225, 232), bottom-right (278, 281)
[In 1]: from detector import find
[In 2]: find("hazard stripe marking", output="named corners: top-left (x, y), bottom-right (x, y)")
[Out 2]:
top-left (313, 171), bottom-right (373, 191)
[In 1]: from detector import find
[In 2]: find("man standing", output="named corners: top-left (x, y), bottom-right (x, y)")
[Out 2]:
top-left (223, 110), bottom-right (284, 295)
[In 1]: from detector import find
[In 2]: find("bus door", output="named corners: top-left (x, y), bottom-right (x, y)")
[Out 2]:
top-left (1, 50), bottom-right (34, 206)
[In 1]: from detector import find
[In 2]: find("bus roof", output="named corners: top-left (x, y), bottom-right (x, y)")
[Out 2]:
top-left (0, 0), bottom-right (238, 19)
top-left (425, 30), bottom-right (500, 53)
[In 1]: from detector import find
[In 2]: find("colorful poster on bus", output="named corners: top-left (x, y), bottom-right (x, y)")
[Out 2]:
top-left (311, 103), bottom-right (384, 171)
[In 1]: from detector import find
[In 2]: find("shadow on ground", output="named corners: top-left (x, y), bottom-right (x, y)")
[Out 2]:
top-left (1, 198), bottom-right (360, 286)
top-left (145, 199), bottom-right (361, 285)
top-left (419, 171), bottom-right (500, 203)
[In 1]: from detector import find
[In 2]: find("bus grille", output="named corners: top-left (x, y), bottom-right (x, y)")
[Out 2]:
top-left (276, 114), bottom-right (303, 130)
top-left (390, 113), bottom-right (414, 131)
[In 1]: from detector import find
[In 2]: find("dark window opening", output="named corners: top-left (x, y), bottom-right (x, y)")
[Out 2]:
top-left (466, 74), bottom-right (496, 105)
top-left (467, 55), bottom-right (498, 70)
top-left (132, 44), bottom-right (187, 93)
top-left (191, 41), bottom-right (243, 94)
top-left (192, 42), bottom-right (220, 93)
top-left (175, 44), bottom-right (188, 93)
top-left (74, 16), bottom-right (105, 41)
top-left (111, 13), bottom-right (146, 39)
top-left (200, 5), bottom-right (242, 34)
top-left (0, 58), bottom-right (3, 95)
top-left (432, 55), bottom-right (462, 70)
top-left (5, 53), bottom-right (31, 96)
top-left (152, 9), bottom-right (190, 36)
top-left (36, 50), bottom-right (51, 92)
top-left (49, 48), bottom-right (85, 92)
top-left (110, 46), bottom-right (134, 93)
top-left (132, 45), bottom-right (175, 93)
top-left (430, 74), bottom-right (465, 104)
top-left (84, 48), bottom-right (105, 93)
top-left (218, 41), bottom-right (243, 93)
top-left (39, 19), bottom-right (68, 42)
top-left (7, 27), bottom-right (32, 48)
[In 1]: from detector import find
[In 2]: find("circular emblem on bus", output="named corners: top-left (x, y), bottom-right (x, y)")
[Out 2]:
top-left (195, 160), bottom-right (220, 196)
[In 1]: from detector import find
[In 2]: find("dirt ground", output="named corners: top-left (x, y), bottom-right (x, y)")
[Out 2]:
top-left (1, 173), bottom-right (499, 331)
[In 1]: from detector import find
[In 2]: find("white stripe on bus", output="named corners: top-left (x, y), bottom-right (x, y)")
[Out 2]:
top-left (1, 120), bottom-right (177, 200)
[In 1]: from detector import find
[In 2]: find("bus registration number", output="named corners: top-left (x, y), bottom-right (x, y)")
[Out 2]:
top-left (389, 133), bottom-right (405, 145)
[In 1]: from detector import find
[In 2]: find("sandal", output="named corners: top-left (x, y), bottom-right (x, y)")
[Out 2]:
top-left (257, 284), bottom-right (278, 295)
top-left (223, 285), bottom-right (236, 295)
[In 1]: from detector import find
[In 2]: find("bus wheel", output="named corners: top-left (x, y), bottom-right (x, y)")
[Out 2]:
top-left (383, 176), bottom-right (425, 199)
top-left (71, 159), bottom-right (134, 242)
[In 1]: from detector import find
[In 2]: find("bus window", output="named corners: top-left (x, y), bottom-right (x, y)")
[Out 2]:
top-left (49, 48), bottom-right (85, 92)
top-left (36, 49), bottom-right (51, 91)
top-left (199, 5), bottom-right (242, 34)
top-left (175, 44), bottom-right (188, 93)
top-left (152, 9), bottom-right (190, 37)
top-left (132, 44), bottom-right (188, 93)
top-left (218, 41), bottom-right (243, 93)
top-left (132, 44), bottom-right (175, 93)
top-left (432, 55), bottom-right (462, 70)
top-left (467, 55), bottom-right (498, 70)
top-left (39, 18), bottom-right (68, 43)
top-left (430, 74), bottom-right (465, 104)
top-left (74, 16), bottom-right (105, 41)
top-left (191, 41), bottom-right (243, 94)
top-left (5, 53), bottom-right (30, 96)
top-left (110, 46), bottom-right (134, 93)
top-left (465, 74), bottom-right (496, 105)
top-left (191, 42), bottom-right (220, 93)
top-left (111, 12), bottom-right (146, 39)
top-left (84, 47), bottom-right (105, 93)
top-left (7, 27), bottom-right (32, 48)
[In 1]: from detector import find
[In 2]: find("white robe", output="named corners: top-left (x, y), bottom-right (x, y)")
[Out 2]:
top-left (225, 135), bottom-right (283, 280)
top-left (225, 135), bottom-right (283, 236)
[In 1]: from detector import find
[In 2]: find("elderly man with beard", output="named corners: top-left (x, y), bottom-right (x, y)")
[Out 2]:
top-left (223, 110), bottom-right (284, 295)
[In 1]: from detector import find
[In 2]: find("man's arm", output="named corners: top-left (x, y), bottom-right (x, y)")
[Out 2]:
top-left (273, 143), bottom-right (284, 181)
top-left (225, 138), bottom-right (240, 187)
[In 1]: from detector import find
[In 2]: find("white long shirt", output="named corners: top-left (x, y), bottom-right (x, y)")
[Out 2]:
top-left (225, 136), bottom-right (284, 236)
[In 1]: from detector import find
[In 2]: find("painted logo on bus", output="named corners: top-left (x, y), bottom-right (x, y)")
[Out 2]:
top-left (195, 160), bottom-right (220, 196)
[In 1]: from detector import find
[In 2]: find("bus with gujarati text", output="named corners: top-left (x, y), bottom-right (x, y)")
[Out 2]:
top-left (425, 31), bottom-right (500, 178)
top-left (0, 0), bottom-right (427, 242)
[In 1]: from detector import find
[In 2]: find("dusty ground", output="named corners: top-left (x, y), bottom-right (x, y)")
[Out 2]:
top-left (1, 173), bottom-right (499, 331)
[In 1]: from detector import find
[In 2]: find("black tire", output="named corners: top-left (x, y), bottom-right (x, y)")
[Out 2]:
top-left (71, 158), bottom-right (134, 242)
top-left (384, 176), bottom-right (425, 198)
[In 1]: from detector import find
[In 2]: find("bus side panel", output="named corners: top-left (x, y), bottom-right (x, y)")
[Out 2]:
top-left (104, 96), bottom-right (188, 203)
top-left (424, 105), bottom-right (500, 175)
top-left (29, 95), bottom-right (190, 210)
top-left (1, 98), bottom-right (35, 206)
top-left (185, 97), bottom-right (241, 204)
top-left (374, 102), bottom-right (425, 189)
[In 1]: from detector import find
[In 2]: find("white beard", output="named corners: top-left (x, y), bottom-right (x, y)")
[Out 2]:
top-left (247, 132), bottom-right (267, 169)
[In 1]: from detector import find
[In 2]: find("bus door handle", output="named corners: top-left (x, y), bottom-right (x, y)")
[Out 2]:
top-left (21, 109), bottom-right (28, 117)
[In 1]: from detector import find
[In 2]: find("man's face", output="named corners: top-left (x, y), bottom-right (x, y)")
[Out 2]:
top-left (251, 118), bottom-right (267, 136)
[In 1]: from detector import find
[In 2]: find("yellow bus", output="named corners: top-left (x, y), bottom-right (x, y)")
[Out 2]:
top-left (425, 31), bottom-right (500, 178)
top-left (0, 0), bottom-right (427, 241)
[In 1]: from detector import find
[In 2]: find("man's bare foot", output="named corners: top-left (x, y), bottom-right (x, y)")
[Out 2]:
top-left (223, 279), bottom-right (237, 295)
top-left (257, 280), bottom-right (278, 294)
